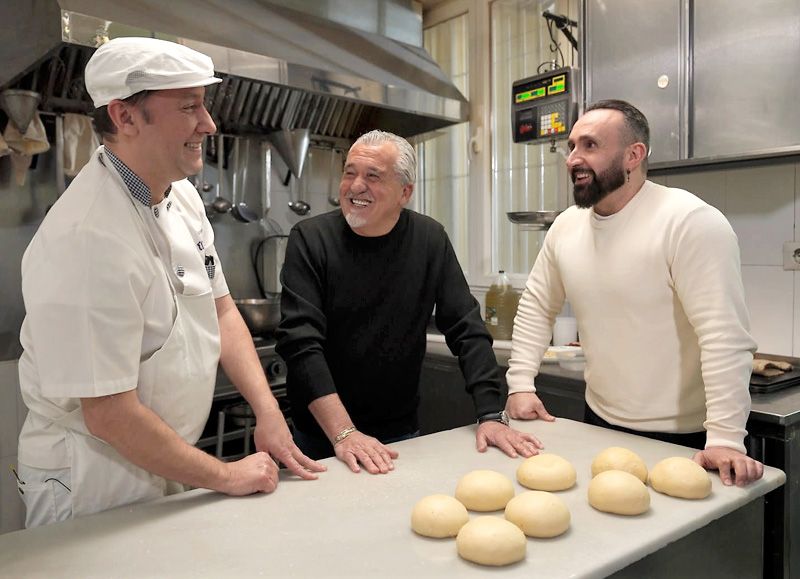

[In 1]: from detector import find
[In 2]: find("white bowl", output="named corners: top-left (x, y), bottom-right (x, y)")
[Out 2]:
top-left (555, 346), bottom-right (585, 372)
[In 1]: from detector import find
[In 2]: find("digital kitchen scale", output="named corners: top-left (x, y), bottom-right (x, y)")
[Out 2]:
top-left (512, 67), bottom-right (579, 145)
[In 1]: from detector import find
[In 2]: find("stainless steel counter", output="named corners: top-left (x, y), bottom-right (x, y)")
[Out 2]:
top-left (0, 419), bottom-right (784, 578)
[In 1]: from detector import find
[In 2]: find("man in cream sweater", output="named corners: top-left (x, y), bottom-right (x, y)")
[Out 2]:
top-left (506, 99), bottom-right (763, 486)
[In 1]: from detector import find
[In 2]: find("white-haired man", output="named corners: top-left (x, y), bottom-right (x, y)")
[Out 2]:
top-left (276, 130), bottom-right (543, 474)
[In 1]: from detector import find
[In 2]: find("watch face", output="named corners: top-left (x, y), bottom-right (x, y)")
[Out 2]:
top-left (479, 411), bottom-right (509, 425)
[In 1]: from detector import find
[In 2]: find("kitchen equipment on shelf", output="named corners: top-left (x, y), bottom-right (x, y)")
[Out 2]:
top-left (507, 210), bottom-right (562, 230)
top-left (234, 297), bottom-right (281, 337)
top-left (484, 270), bottom-right (520, 340)
top-left (266, 127), bottom-right (310, 181)
top-left (750, 356), bottom-right (800, 394)
top-left (210, 134), bottom-right (233, 214)
top-left (215, 402), bottom-right (256, 460)
top-left (554, 346), bottom-right (585, 372)
top-left (288, 197), bottom-right (311, 215)
top-left (54, 114), bottom-right (65, 196)
top-left (253, 234), bottom-right (288, 297)
top-left (328, 147), bottom-right (341, 207)
top-left (261, 140), bottom-right (272, 216)
top-left (553, 316), bottom-right (578, 346)
top-left (230, 137), bottom-right (257, 223)
top-left (0, 89), bottom-right (41, 133)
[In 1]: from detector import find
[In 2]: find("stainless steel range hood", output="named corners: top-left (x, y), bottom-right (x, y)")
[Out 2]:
top-left (0, 0), bottom-right (468, 140)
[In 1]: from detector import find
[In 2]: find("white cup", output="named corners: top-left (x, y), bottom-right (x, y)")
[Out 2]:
top-left (553, 317), bottom-right (578, 346)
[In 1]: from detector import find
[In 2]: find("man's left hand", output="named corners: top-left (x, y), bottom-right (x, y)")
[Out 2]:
top-left (475, 422), bottom-right (544, 458)
top-left (254, 412), bottom-right (327, 480)
top-left (692, 446), bottom-right (764, 487)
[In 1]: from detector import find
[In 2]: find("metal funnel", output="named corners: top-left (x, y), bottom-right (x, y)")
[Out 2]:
top-left (265, 128), bottom-right (310, 179)
top-left (1, 90), bottom-right (41, 133)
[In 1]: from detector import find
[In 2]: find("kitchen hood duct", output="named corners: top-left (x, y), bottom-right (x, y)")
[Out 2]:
top-left (0, 0), bottom-right (468, 140)
top-left (265, 128), bottom-right (310, 179)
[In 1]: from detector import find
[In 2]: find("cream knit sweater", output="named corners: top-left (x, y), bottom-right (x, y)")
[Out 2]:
top-left (506, 180), bottom-right (757, 452)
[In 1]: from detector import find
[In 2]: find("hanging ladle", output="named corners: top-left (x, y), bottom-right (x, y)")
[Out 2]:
top-left (287, 149), bottom-right (311, 216)
top-left (230, 136), bottom-right (258, 223)
top-left (211, 133), bottom-right (232, 214)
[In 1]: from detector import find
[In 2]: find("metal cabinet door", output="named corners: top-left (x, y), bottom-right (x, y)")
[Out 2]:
top-left (583, 0), bottom-right (684, 164)
top-left (693, 0), bottom-right (800, 159)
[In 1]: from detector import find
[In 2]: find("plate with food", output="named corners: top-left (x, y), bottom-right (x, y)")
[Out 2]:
top-left (542, 345), bottom-right (580, 363)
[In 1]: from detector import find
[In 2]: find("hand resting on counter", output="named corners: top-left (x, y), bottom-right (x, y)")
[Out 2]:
top-left (503, 392), bottom-right (765, 487)
top-left (505, 392), bottom-right (557, 421)
top-left (334, 431), bottom-right (399, 475)
top-left (693, 447), bottom-right (764, 487)
top-left (476, 421), bottom-right (544, 458)
top-left (254, 408), bottom-right (327, 480)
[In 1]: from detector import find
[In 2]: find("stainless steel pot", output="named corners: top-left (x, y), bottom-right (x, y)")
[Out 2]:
top-left (234, 297), bottom-right (281, 337)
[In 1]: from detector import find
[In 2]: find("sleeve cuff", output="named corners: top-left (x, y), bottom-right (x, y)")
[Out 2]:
top-left (704, 431), bottom-right (747, 455)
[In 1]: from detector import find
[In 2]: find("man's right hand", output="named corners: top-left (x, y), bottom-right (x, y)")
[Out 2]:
top-left (334, 431), bottom-right (399, 475)
top-left (506, 392), bottom-right (556, 421)
top-left (223, 451), bottom-right (279, 495)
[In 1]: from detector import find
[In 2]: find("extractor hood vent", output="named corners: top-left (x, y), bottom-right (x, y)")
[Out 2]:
top-left (0, 0), bottom-right (468, 140)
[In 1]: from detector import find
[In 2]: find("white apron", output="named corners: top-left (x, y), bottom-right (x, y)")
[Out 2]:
top-left (40, 150), bottom-right (220, 517)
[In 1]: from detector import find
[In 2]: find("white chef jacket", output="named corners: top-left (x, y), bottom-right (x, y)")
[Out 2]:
top-left (18, 146), bottom-right (229, 470)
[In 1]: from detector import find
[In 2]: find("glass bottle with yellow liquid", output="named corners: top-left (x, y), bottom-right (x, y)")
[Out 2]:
top-left (484, 270), bottom-right (520, 340)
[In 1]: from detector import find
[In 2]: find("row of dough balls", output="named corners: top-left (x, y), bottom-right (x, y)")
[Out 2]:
top-left (411, 449), bottom-right (712, 566)
top-left (514, 448), bottom-right (711, 504)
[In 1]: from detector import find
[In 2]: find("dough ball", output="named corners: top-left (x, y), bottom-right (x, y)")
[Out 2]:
top-left (504, 490), bottom-right (570, 538)
top-left (591, 447), bottom-right (648, 482)
top-left (516, 454), bottom-right (577, 491)
top-left (649, 457), bottom-right (712, 499)
top-left (455, 470), bottom-right (516, 511)
top-left (411, 494), bottom-right (470, 538)
top-left (456, 516), bottom-right (526, 566)
top-left (588, 470), bottom-right (650, 515)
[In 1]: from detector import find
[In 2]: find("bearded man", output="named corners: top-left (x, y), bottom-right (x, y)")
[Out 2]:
top-left (505, 99), bottom-right (764, 487)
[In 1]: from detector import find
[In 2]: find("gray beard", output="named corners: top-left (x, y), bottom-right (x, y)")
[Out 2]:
top-left (572, 161), bottom-right (627, 209)
top-left (344, 210), bottom-right (368, 230)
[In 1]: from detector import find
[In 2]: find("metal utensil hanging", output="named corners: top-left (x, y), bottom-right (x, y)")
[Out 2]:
top-left (230, 137), bottom-right (257, 223)
top-left (211, 134), bottom-right (232, 214)
top-left (0, 89), bottom-right (41, 133)
top-left (328, 147), bottom-right (341, 207)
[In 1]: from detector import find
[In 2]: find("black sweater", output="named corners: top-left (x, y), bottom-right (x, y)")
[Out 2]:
top-left (274, 209), bottom-right (503, 440)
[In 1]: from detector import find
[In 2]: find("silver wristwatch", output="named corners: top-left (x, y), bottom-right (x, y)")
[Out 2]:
top-left (477, 410), bottom-right (509, 426)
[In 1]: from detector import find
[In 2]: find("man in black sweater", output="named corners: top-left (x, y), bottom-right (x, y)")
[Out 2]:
top-left (275, 130), bottom-right (542, 474)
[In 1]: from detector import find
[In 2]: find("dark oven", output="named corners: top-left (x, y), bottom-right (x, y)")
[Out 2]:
top-left (196, 337), bottom-right (290, 461)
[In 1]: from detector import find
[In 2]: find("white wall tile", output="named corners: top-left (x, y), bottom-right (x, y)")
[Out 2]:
top-left (0, 454), bottom-right (24, 534)
top-left (0, 361), bottom-right (19, 458)
top-left (725, 164), bottom-right (794, 266)
top-left (742, 265), bottom-right (794, 355)
top-left (664, 169), bottom-right (726, 213)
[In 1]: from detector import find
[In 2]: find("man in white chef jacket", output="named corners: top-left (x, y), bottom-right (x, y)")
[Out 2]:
top-left (16, 37), bottom-right (324, 528)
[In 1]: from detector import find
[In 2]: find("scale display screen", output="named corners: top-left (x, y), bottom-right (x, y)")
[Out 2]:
top-left (512, 67), bottom-right (578, 144)
top-left (514, 73), bottom-right (567, 104)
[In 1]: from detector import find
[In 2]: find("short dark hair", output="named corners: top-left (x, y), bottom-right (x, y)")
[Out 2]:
top-left (585, 99), bottom-right (650, 170)
top-left (91, 90), bottom-right (151, 142)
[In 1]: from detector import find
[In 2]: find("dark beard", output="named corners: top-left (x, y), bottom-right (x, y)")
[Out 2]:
top-left (572, 161), bottom-right (626, 208)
